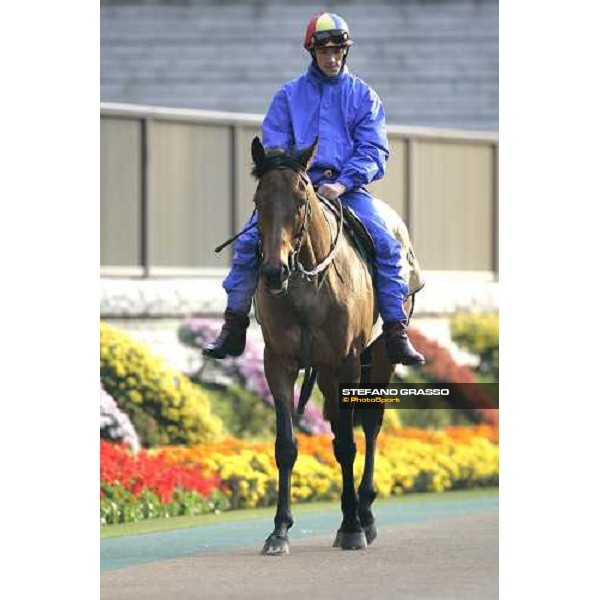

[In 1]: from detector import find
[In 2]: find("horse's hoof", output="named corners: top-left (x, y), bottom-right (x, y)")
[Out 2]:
top-left (333, 529), bottom-right (367, 550)
top-left (364, 522), bottom-right (377, 545)
top-left (261, 534), bottom-right (290, 556)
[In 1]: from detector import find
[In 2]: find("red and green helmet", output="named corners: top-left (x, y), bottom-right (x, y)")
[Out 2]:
top-left (304, 11), bottom-right (354, 51)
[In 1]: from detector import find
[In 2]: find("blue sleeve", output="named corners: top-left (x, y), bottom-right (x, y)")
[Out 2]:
top-left (262, 87), bottom-right (295, 151)
top-left (338, 87), bottom-right (389, 192)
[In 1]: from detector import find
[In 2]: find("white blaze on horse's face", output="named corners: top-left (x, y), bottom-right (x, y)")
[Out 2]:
top-left (314, 44), bottom-right (345, 77)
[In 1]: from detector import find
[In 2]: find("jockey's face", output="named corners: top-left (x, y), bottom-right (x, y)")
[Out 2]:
top-left (314, 44), bottom-right (345, 77)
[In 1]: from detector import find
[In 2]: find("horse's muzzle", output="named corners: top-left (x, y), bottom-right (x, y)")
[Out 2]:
top-left (261, 263), bottom-right (290, 296)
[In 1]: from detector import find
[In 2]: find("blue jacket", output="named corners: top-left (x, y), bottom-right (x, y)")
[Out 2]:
top-left (262, 63), bottom-right (390, 192)
top-left (223, 62), bottom-right (408, 321)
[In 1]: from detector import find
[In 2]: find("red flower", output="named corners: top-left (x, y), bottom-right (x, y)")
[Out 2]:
top-left (100, 440), bottom-right (221, 502)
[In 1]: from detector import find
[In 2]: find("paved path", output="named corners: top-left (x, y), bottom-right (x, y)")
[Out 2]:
top-left (101, 494), bottom-right (498, 599)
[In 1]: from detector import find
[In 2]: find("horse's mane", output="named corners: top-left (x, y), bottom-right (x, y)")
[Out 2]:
top-left (251, 149), bottom-right (305, 180)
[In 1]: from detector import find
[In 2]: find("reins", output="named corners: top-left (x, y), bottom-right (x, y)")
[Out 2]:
top-left (289, 170), bottom-right (344, 283)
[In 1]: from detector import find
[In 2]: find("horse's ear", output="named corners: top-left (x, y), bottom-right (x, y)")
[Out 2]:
top-left (299, 137), bottom-right (318, 170)
top-left (251, 136), bottom-right (266, 165)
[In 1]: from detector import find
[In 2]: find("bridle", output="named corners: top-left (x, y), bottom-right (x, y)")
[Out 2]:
top-left (266, 167), bottom-right (344, 283)
top-left (213, 157), bottom-right (345, 284)
top-left (212, 148), bottom-right (345, 400)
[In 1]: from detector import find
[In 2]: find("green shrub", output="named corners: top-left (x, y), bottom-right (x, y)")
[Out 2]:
top-left (100, 485), bottom-right (230, 525)
top-left (100, 322), bottom-right (224, 447)
top-left (196, 382), bottom-right (277, 439)
top-left (450, 313), bottom-right (499, 379)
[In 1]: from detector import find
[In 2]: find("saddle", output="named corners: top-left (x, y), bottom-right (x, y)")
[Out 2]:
top-left (318, 194), bottom-right (375, 264)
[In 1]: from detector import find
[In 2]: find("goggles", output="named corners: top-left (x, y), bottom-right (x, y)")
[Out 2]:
top-left (312, 29), bottom-right (351, 47)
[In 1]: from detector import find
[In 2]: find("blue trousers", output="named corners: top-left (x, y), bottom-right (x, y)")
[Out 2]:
top-left (223, 187), bottom-right (408, 322)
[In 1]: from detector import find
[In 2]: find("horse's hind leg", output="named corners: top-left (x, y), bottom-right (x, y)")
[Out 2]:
top-left (357, 407), bottom-right (384, 544)
top-left (325, 356), bottom-right (368, 550)
top-left (261, 348), bottom-right (299, 556)
top-left (331, 409), bottom-right (367, 550)
top-left (358, 337), bottom-right (392, 545)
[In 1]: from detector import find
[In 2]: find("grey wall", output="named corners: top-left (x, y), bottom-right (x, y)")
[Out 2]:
top-left (100, 105), bottom-right (498, 275)
top-left (101, 0), bottom-right (498, 131)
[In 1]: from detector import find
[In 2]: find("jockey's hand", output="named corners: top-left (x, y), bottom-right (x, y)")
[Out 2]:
top-left (318, 182), bottom-right (346, 200)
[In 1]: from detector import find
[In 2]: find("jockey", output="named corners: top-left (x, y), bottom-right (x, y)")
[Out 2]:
top-left (204, 11), bottom-right (425, 366)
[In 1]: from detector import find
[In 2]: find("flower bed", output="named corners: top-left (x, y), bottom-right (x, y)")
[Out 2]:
top-left (100, 385), bottom-right (140, 452)
top-left (450, 312), bottom-right (499, 378)
top-left (179, 317), bottom-right (330, 434)
top-left (100, 440), bottom-right (227, 525)
top-left (101, 321), bottom-right (224, 447)
top-left (100, 425), bottom-right (499, 524)
top-left (408, 328), bottom-right (499, 426)
top-left (181, 318), bottom-right (498, 430)
top-left (156, 427), bottom-right (498, 508)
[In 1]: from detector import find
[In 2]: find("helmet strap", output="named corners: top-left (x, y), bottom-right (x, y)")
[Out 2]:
top-left (341, 47), bottom-right (349, 68)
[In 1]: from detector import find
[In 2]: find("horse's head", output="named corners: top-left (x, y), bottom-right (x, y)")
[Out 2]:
top-left (251, 137), bottom-right (318, 296)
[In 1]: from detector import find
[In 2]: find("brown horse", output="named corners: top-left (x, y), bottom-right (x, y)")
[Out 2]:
top-left (251, 137), bottom-right (412, 555)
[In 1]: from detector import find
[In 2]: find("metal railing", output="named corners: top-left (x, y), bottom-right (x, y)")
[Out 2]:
top-left (101, 102), bottom-right (498, 278)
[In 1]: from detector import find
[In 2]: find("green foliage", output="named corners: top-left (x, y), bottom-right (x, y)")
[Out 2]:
top-left (100, 484), bottom-right (230, 526)
top-left (100, 322), bottom-right (225, 447)
top-left (391, 370), bottom-right (483, 429)
top-left (197, 382), bottom-right (277, 439)
top-left (450, 312), bottom-right (499, 379)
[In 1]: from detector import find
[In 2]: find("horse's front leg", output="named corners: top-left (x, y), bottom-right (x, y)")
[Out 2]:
top-left (261, 347), bottom-right (299, 556)
top-left (331, 354), bottom-right (367, 550)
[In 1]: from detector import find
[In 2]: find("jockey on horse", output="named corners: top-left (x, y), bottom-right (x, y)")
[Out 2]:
top-left (204, 11), bottom-right (425, 366)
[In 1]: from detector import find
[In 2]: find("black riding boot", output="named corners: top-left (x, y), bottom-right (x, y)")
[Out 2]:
top-left (383, 320), bottom-right (425, 365)
top-left (203, 309), bottom-right (250, 359)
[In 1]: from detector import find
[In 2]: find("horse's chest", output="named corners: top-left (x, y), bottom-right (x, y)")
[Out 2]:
top-left (310, 327), bottom-right (349, 364)
top-left (258, 271), bottom-right (369, 365)
top-left (265, 324), bottom-right (344, 364)
top-left (265, 304), bottom-right (353, 364)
